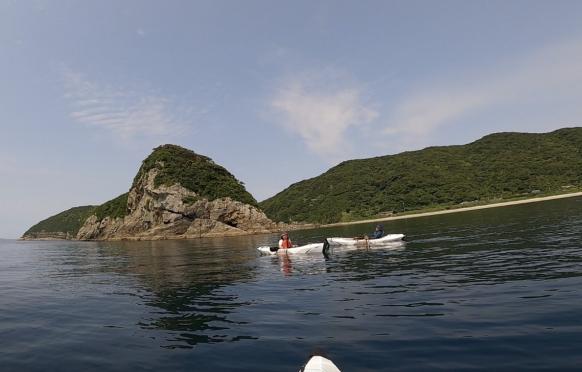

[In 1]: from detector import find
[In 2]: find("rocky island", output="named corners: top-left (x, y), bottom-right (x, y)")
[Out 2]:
top-left (23, 145), bottom-right (284, 241)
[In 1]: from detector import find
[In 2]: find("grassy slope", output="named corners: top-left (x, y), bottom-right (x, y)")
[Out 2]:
top-left (94, 193), bottom-right (129, 220)
top-left (23, 206), bottom-right (96, 237)
top-left (260, 127), bottom-right (582, 223)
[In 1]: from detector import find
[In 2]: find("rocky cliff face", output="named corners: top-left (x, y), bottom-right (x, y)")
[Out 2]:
top-left (77, 168), bottom-right (279, 240)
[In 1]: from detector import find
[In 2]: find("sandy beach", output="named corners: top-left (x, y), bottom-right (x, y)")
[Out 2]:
top-left (324, 191), bottom-right (582, 228)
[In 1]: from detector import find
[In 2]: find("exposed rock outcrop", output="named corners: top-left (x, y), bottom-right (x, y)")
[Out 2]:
top-left (77, 168), bottom-right (279, 240)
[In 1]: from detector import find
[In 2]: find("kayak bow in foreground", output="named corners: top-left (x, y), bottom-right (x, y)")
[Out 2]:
top-left (300, 355), bottom-right (341, 372)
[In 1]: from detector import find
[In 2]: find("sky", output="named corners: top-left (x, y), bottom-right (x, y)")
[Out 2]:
top-left (1, 0), bottom-right (582, 238)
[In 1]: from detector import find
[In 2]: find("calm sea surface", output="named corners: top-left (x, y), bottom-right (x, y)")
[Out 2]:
top-left (1, 197), bottom-right (582, 371)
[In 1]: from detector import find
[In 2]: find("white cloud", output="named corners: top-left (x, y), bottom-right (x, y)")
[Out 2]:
top-left (384, 39), bottom-right (582, 137)
top-left (271, 74), bottom-right (377, 161)
top-left (63, 70), bottom-right (187, 141)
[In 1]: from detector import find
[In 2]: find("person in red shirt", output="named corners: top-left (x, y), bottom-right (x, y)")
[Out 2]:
top-left (278, 232), bottom-right (293, 249)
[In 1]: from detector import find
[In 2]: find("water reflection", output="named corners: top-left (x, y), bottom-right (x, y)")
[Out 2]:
top-left (258, 241), bottom-right (408, 280)
top-left (40, 235), bottom-right (272, 348)
top-left (280, 254), bottom-right (293, 276)
top-left (109, 237), bottom-right (268, 348)
top-left (268, 253), bottom-right (333, 277)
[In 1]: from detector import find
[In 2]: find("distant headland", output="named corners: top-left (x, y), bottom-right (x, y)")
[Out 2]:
top-left (22, 127), bottom-right (582, 241)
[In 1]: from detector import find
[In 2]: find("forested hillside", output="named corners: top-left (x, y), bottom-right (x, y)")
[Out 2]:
top-left (260, 128), bottom-right (582, 223)
top-left (23, 206), bottom-right (96, 239)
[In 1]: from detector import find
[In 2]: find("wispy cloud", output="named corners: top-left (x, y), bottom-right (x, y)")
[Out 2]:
top-left (63, 69), bottom-right (188, 141)
top-left (384, 39), bottom-right (582, 138)
top-left (271, 71), bottom-right (377, 161)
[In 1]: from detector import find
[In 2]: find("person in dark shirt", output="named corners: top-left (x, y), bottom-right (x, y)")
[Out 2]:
top-left (369, 224), bottom-right (384, 239)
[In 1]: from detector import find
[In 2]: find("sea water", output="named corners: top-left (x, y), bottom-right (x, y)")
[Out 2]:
top-left (1, 197), bottom-right (581, 371)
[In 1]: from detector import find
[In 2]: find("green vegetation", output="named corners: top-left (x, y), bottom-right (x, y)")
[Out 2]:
top-left (22, 194), bottom-right (130, 238)
top-left (133, 144), bottom-right (257, 206)
top-left (23, 206), bottom-right (96, 237)
top-left (260, 127), bottom-right (582, 224)
top-left (94, 193), bottom-right (129, 220)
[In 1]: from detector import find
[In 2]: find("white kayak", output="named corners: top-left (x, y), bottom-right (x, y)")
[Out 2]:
top-left (300, 355), bottom-right (341, 372)
top-left (327, 233), bottom-right (405, 246)
top-left (257, 243), bottom-right (324, 255)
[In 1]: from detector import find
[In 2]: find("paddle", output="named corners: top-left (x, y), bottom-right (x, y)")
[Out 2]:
top-left (322, 239), bottom-right (331, 256)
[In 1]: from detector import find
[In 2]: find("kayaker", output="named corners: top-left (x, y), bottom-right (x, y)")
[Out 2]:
top-left (278, 232), bottom-right (293, 249)
top-left (369, 224), bottom-right (384, 239)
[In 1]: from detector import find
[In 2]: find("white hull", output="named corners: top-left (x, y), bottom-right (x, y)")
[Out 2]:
top-left (327, 233), bottom-right (405, 246)
top-left (257, 243), bottom-right (324, 255)
top-left (300, 355), bottom-right (341, 372)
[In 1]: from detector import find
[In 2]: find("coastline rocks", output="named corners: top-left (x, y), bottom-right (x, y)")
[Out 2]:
top-left (21, 232), bottom-right (75, 240)
top-left (76, 169), bottom-right (279, 240)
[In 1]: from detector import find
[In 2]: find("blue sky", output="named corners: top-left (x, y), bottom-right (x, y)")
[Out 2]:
top-left (2, 0), bottom-right (582, 238)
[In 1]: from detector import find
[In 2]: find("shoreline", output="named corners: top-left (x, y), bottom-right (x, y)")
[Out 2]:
top-left (19, 191), bottom-right (582, 241)
top-left (320, 191), bottom-right (582, 228)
